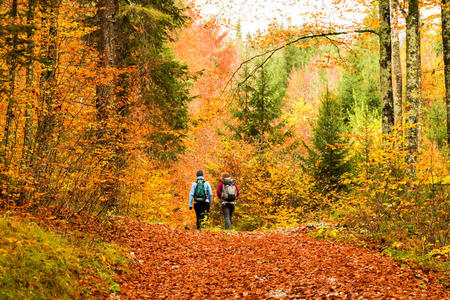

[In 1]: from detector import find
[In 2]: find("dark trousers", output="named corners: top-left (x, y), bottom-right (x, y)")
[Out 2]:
top-left (222, 204), bottom-right (235, 230)
top-left (194, 202), bottom-right (210, 230)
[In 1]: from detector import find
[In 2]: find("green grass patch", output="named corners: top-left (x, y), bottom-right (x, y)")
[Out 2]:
top-left (308, 225), bottom-right (360, 243)
top-left (382, 246), bottom-right (450, 273)
top-left (308, 224), bottom-right (449, 283)
top-left (0, 216), bottom-right (128, 299)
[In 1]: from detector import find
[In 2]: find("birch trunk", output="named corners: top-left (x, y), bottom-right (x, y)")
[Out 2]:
top-left (379, 0), bottom-right (394, 135)
top-left (391, 1), bottom-right (403, 126)
top-left (405, 0), bottom-right (421, 154)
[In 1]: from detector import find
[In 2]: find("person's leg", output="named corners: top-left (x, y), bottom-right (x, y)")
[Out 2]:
top-left (222, 204), bottom-right (231, 230)
top-left (229, 204), bottom-right (235, 228)
top-left (194, 203), bottom-right (202, 230)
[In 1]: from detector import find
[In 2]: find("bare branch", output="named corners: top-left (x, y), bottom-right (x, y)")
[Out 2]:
top-left (236, 49), bottom-right (277, 90)
top-left (220, 29), bottom-right (378, 100)
top-left (323, 36), bottom-right (343, 59)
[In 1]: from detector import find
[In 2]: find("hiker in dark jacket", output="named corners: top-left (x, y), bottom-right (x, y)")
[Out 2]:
top-left (217, 172), bottom-right (239, 230)
top-left (189, 170), bottom-right (213, 230)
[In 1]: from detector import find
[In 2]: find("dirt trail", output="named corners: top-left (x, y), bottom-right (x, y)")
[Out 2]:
top-left (114, 220), bottom-right (448, 299)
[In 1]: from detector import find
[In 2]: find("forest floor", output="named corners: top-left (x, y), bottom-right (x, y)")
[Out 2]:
top-left (112, 219), bottom-right (448, 299)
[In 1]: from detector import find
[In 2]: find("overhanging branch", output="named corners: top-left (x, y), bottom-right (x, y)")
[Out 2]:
top-left (221, 29), bottom-right (378, 99)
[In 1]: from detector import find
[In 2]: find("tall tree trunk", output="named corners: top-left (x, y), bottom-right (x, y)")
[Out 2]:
top-left (379, 0), bottom-right (394, 135)
top-left (391, 1), bottom-right (403, 126)
top-left (22, 0), bottom-right (37, 165)
top-left (405, 0), bottom-right (421, 154)
top-left (1, 0), bottom-right (19, 167)
top-left (442, 0), bottom-right (450, 145)
top-left (96, 0), bottom-right (118, 121)
top-left (18, 0), bottom-right (38, 206)
top-left (96, 0), bottom-right (120, 210)
top-left (34, 0), bottom-right (59, 175)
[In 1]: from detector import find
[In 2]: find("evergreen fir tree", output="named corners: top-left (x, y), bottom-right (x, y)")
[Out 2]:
top-left (116, 0), bottom-right (193, 161)
top-left (338, 42), bottom-right (380, 123)
top-left (282, 44), bottom-right (303, 78)
top-left (229, 58), bottom-right (286, 145)
top-left (424, 101), bottom-right (447, 148)
top-left (304, 92), bottom-right (351, 192)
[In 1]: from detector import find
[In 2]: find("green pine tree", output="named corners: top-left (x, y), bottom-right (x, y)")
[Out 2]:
top-left (229, 58), bottom-right (286, 145)
top-left (282, 44), bottom-right (312, 76)
top-left (338, 41), bottom-right (380, 123)
top-left (424, 100), bottom-right (447, 148)
top-left (116, 0), bottom-right (194, 161)
top-left (304, 92), bottom-right (351, 192)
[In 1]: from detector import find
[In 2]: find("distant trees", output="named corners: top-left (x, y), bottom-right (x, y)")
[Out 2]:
top-left (229, 59), bottom-right (286, 144)
top-left (338, 42), bottom-right (380, 123)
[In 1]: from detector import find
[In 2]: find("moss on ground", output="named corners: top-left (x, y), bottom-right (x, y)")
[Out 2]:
top-left (0, 216), bottom-right (128, 299)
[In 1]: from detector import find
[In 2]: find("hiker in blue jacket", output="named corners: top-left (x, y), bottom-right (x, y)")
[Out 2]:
top-left (189, 170), bottom-right (213, 230)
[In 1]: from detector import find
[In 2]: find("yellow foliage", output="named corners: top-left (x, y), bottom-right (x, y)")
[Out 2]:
top-left (207, 137), bottom-right (324, 230)
top-left (124, 157), bottom-right (181, 224)
top-left (338, 124), bottom-right (449, 251)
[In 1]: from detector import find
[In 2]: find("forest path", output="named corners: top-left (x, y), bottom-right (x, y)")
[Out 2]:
top-left (114, 220), bottom-right (447, 299)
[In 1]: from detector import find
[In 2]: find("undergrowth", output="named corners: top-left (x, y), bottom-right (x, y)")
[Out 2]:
top-left (0, 216), bottom-right (128, 299)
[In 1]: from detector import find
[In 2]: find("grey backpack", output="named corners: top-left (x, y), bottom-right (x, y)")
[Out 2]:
top-left (222, 178), bottom-right (237, 201)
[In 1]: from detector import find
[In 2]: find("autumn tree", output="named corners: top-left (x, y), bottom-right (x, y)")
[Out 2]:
top-left (0, 0), bottom-right (193, 214)
top-left (96, 0), bottom-right (118, 121)
top-left (0, 0), bottom-right (36, 168)
top-left (93, 0), bottom-right (192, 208)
